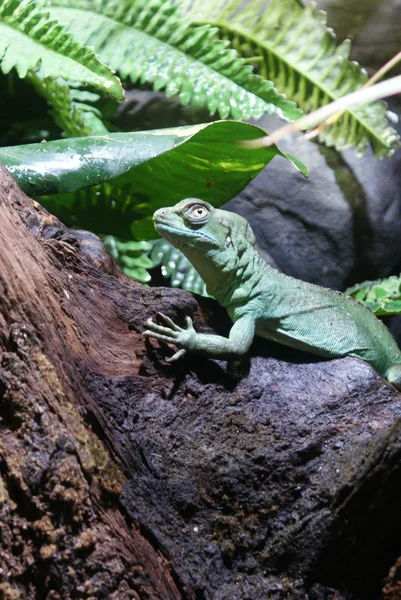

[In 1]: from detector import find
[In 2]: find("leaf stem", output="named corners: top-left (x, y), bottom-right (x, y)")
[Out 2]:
top-left (366, 51), bottom-right (401, 87)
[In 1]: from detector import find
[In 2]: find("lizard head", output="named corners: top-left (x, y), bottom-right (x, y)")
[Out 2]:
top-left (153, 198), bottom-right (256, 256)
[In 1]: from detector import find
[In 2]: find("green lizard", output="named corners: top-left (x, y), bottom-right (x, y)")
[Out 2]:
top-left (143, 198), bottom-right (401, 390)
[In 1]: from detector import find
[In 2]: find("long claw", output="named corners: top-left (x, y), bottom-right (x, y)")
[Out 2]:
top-left (166, 348), bottom-right (186, 362)
top-left (157, 313), bottom-right (182, 331)
top-left (144, 313), bottom-right (192, 363)
top-left (143, 331), bottom-right (177, 344)
top-left (145, 321), bottom-right (179, 337)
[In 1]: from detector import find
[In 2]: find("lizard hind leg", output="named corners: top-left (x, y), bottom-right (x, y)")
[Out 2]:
top-left (385, 365), bottom-right (401, 391)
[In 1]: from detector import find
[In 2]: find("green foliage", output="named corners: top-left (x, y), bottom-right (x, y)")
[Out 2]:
top-left (151, 239), bottom-right (210, 295)
top-left (181, 0), bottom-right (399, 157)
top-left (48, 0), bottom-right (300, 122)
top-left (0, 0), bottom-right (399, 292)
top-left (104, 236), bottom-right (210, 290)
top-left (0, 120), bottom-right (306, 239)
top-left (346, 276), bottom-right (401, 316)
top-left (0, 0), bottom-right (123, 137)
top-left (103, 236), bottom-right (210, 291)
top-left (0, 0), bottom-right (123, 100)
top-left (1, 0), bottom-right (398, 153)
top-left (29, 74), bottom-right (110, 137)
top-left (103, 237), bottom-right (155, 283)
top-left (0, 71), bottom-right (58, 145)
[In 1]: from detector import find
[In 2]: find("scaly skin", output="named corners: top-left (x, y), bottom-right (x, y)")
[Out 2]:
top-left (143, 198), bottom-right (401, 389)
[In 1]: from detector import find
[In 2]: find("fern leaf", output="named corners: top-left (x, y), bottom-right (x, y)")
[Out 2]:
top-left (0, 0), bottom-right (123, 101)
top-left (47, 0), bottom-right (301, 122)
top-left (151, 239), bottom-right (209, 296)
top-left (29, 73), bottom-right (109, 137)
top-left (346, 275), bottom-right (401, 316)
top-left (102, 236), bottom-right (208, 290)
top-left (181, 0), bottom-right (399, 157)
top-left (103, 237), bottom-right (155, 283)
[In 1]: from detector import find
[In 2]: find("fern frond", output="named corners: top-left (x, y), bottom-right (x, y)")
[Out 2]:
top-left (103, 237), bottom-right (155, 283)
top-left (181, 0), bottom-right (399, 157)
top-left (29, 73), bottom-right (109, 137)
top-left (48, 0), bottom-right (301, 122)
top-left (151, 239), bottom-right (209, 296)
top-left (346, 275), bottom-right (401, 316)
top-left (0, 0), bottom-right (123, 100)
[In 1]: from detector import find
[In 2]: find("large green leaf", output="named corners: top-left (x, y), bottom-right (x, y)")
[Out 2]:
top-left (0, 120), bottom-right (307, 239)
top-left (47, 0), bottom-right (301, 122)
top-left (181, 0), bottom-right (399, 157)
top-left (0, 0), bottom-right (123, 101)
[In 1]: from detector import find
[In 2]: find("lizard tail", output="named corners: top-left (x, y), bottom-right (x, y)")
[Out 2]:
top-left (385, 365), bottom-right (401, 390)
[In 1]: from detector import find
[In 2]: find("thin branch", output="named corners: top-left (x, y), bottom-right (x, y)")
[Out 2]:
top-left (304, 51), bottom-right (401, 141)
top-left (241, 75), bottom-right (401, 148)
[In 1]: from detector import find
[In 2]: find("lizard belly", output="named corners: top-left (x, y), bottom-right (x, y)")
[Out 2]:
top-left (255, 306), bottom-right (360, 356)
top-left (253, 299), bottom-right (400, 376)
top-left (224, 270), bottom-right (401, 377)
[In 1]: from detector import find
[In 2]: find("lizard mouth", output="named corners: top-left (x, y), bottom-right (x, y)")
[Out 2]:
top-left (154, 220), bottom-right (215, 245)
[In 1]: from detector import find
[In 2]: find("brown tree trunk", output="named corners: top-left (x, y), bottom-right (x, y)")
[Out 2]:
top-left (1, 163), bottom-right (401, 600)
top-left (0, 165), bottom-right (183, 600)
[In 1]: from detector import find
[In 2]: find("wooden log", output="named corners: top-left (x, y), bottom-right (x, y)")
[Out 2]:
top-left (0, 165), bottom-right (183, 600)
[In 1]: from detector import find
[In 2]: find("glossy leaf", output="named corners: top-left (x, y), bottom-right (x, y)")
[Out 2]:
top-left (0, 120), bottom-right (307, 239)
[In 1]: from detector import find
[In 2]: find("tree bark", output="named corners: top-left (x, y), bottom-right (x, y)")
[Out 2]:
top-left (1, 163), bottom-right (401, 600)
top-left (0, 165), bottom-right (182, 600)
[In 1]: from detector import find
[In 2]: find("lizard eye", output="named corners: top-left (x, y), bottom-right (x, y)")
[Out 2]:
top-left (188, 205), bottom-right (208, 221)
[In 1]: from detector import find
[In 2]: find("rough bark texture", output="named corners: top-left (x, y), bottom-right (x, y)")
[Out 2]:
top-left (0, 165), bottom-right (181, 600)
top-left (1, 163), bottom-right (401, 600)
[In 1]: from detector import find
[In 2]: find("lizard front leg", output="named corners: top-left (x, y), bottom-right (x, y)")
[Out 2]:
top-left (143, 313), bottom-right (255, 362)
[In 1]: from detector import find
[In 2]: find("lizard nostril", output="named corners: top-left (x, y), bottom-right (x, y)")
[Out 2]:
top-left (154, 208), bottom-right (167, 220)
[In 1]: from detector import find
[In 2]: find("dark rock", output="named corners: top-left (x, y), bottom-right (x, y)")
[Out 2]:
top-left (315, 0), bottom-right (401, 76)
top-left (82, 293), bottom-right (401, 598)
top-left (226, 111), bottom-right (401, 290)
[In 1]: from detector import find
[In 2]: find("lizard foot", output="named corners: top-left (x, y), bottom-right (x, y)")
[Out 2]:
top-left (143, 313), bottom-right (196, 362)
